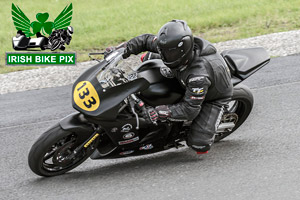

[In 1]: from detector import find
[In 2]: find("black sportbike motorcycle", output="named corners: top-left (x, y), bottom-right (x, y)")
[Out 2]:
top-left (28, 47), bottom-right (270, 176)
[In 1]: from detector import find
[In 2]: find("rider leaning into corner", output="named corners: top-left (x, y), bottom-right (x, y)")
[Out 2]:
top-left (121, 19), bottom-right (233, 154)
top-left (49, 26), bottom-right (73, 50)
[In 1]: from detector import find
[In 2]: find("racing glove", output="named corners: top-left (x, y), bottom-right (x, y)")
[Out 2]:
top-left (122, 43), bottom-right (131, 59)
top-left (155, 105), bottom-right (172, 119)
top-left (143, 105), bottom-right (172, 125)
top-left (144, 107), bottom-right (159, 125)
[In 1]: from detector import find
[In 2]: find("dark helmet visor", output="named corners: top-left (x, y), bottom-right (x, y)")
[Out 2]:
top-left (158, 47), bottom-right (183, 63)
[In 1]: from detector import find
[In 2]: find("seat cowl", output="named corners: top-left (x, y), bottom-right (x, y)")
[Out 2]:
top-left (221, 47), bottom-right (270, 80)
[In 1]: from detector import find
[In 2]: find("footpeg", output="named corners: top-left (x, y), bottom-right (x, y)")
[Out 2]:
top-left (164, 141), bottom-right (185, 149)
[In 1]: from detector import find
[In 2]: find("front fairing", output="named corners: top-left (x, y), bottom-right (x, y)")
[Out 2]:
top-left (72, 49), bottom-right (149, 120)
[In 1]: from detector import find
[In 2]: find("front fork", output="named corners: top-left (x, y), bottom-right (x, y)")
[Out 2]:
top-left (66, 129), bottom-right (101, 160)
top-left (59, 112), bottom-right (101, 159)
top-left (73, 130), bottom-right (100, 153)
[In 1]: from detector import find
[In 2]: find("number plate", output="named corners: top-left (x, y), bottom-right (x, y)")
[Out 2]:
top-left (73, 81), bottom-right (100, 111)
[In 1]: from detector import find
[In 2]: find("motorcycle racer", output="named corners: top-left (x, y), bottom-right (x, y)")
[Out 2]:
top-left (122, 20), bottom-right (233, 153)
top-left (48, 26), bottom-right (73, 50)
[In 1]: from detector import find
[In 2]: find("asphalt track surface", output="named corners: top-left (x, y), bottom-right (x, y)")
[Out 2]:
top-left (1, 55), bottom-right (300, 200)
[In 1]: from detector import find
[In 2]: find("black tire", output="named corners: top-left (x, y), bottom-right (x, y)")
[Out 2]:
top-left (214, 84), bottom-right (254, 142)
top-left (51, 40), bottom-right (61, 51)
top-left (28, 123), bottom-right (97, 177)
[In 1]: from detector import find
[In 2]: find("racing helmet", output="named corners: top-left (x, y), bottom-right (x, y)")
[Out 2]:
top-left (157, 20), bottom-right (194, 69)
top-left (67, 26), bottom-right (74, 36)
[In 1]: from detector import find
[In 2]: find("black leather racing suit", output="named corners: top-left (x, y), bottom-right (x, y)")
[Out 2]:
top-left (125, 34), bottom-right (233, 152)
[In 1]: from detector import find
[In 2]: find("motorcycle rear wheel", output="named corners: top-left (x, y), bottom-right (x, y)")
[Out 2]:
top-left (28, 124), bottom-right (97, 177)
top-left (214, 84), bottom-right (254, 142)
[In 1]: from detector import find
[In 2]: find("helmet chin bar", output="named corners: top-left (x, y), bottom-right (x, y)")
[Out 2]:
top-left (163, 55), bottom-right (185, 68)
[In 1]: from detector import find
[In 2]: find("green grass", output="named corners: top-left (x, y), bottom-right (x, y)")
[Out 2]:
top-left (1, 0), bottom-right (300, 73)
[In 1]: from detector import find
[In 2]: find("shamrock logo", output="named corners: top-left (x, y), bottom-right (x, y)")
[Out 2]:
top-left (31, 13), bottom-right (54, 35)
top-left (12, 3), bottom-right (73, 37)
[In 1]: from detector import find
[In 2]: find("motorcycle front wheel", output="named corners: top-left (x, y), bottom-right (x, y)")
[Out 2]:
top-left (28, 124), bottom-right (98, 177)
top-left (50, 40), bottom-right (61, 51)
top-left (214, 84), bottom-right (254, 142)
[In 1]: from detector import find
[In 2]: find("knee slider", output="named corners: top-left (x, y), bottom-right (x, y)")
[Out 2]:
top-left (186, 138), bottom-right (212, 152)
top-left (191, 144), bottom-right (211, 152)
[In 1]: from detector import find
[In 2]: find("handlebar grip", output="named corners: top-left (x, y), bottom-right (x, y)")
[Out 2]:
top-left (88, 52), bottom-right (105, 55)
